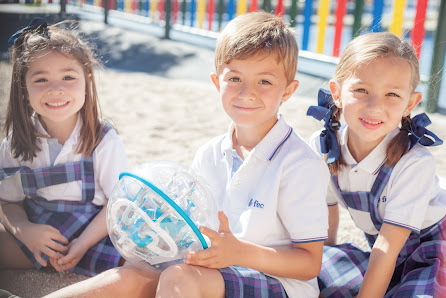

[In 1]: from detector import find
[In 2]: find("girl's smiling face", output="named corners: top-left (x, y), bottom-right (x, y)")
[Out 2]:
top-left (331, 57), bottom-right (422, 161)
top-left (25, 50), bottom-right (86, 135)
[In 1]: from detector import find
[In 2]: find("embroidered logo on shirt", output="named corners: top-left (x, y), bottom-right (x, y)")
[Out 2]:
top-left (377, 196), bottom-right (387, 207)
top-left (248, 198), bottom-right (264, 208)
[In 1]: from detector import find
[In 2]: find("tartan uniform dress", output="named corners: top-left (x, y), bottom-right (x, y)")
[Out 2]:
top-left (318, 164), bottom-right (446, 297)
top-left (0, 123), bottom-right (121, 277)
top-left (218, 266), bottom-right (288, 298)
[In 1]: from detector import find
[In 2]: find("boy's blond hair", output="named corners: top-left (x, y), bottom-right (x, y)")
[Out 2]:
top-left (214, 11), bottom-right (298, 84)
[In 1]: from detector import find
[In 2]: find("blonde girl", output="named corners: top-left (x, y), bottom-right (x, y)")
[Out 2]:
top-left (307, 32), bottom-right (445, 297)
top-left (0, 18), bottom-right (129, 276)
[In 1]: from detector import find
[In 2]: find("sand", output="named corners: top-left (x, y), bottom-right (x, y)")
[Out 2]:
top-left (1, 19), bottom-right (446, 298)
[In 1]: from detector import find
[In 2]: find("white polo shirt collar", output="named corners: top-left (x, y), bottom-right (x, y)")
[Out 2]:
top-left (220, 115), bottom-right (293, 161)
top-left (31, 114), bottom-right (83, 148)
top-left (341, 126), bottom-right (399, 175)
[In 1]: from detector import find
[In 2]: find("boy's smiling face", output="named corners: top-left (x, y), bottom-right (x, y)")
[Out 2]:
top-left (211, 53), bottom-right (298, 139)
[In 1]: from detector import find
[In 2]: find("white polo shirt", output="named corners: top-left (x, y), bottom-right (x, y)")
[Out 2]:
top-left (0, 115), bottom-right (130, 206)
top-left (310, 125), bottom-right (446, 235)
top-left (193, 115), bottom-right (330, 297)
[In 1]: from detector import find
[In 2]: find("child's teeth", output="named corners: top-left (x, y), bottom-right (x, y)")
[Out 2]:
top-left (47, 102), bottom-right (67, 106)
top-left (363, 119), bottom-right (381, 124)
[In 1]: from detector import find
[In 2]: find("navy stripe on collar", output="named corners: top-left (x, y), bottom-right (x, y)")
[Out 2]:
top-left (268, 127), bottom-right (293, 161)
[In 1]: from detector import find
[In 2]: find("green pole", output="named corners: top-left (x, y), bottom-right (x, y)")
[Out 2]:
top-left (426, 0), bottom-right (446, 113)
top-left (290, 0), bottom-right (297, 27)
top-left (262, 0), bottom-right (271, 13)
top-left (352, 0), bottom-right (364, 38)
top-left (218, 0), bottom-right (224, 30)
top-left (164, 0), bottom-right (172, 39)
top-left (182, 0), bottom-right (186, 25)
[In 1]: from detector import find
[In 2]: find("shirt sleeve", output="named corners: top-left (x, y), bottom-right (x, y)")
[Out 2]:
top-left (383, 147), bottom-right (438, 233)
top-left (277, 158), bottom-right (330, 243)
top-left (0, 137), bottom-right (27, 202)
top-left (93, 129), bottom-right (130, 204)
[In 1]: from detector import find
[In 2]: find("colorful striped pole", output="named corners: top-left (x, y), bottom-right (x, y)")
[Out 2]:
top-left (302, 0), bottom-right (313, 50)
top-left (352, 0), bottom-right (364, 37)
top-left (124, 0), bottom-right (131, 12)
top-left (218, 0), bottom-right (224, 29)
top-left (144, 0), bottom-right (149, 16)
top-left (333, 0), bottom-right (347, 56)
top-left (181, 0), bottom-right (186, 25)
top-left (150, 0), bottom-right (157, 20)
top-left (370, 0), bottom-right (383, 32)
top-left (227, 0), bottom-right (235, 20)
top-left (316, 0), bottom-right (330, 54)
top-left (197, 0), bottom-right (205, 28)
top-left (289, 0), bottom-right (297, 26)
top-left (249, 0), bottom-right (257, 12)
top-left (411, 0), bottom-right (428, 58)
top-left (262, 0), bottom-right (271, 13)
top-left (426, 0), bottom-right (446, 112)
top-left (173, 0), bottom-right (178, 23)
top-left (208, 0), bottom-right (215, 30)
top-left (275, 0), bottom-right (284, 16)
top-left (237, 0), bottom-right (247, 16)
top-left (389, 0), bottom-right (406, 37)
top-left (159, 0), bottom-right (165, 20)
top-left (190, 0), bottom-right (196, 26)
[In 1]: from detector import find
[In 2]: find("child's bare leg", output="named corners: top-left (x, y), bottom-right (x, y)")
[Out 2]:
top-left (0, 223), bottom-right (34, 269)
top-left (45, 263), bottom-right (161, 298)
top-left (156, 264), bottom-right (225, 298)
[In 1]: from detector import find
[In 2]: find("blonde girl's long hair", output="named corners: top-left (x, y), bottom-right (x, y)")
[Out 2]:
top-left (5, 22), bottom-right (104, 162)
top-left (328, 32), bottom-right (420, 175)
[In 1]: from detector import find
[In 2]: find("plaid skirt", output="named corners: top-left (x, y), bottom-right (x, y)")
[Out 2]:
top-left (218, 266), bottom-right (288, 298)
top-left (318, 218), bottom-right (446, 297)
top-left (12, 197), bottom-right (121, 277)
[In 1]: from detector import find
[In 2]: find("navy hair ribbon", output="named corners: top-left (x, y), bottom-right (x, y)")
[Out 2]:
top-left (8, 17), bottom-right (48, 45)
top-left (306, 88), bottom-right (341, 163)
top-left (408, 113), bottom-right (443, 147)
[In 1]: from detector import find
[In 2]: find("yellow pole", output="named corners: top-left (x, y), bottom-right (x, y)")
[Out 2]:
top-left (237, 0), bottom-right (247, 15)
top-left (151, 0), bottom-right (157, 20)
top-left (389, 0), bottom-right (406, 37)
top-left (316, 0), bottom-right (330, 54)
top-left (197, 0), bottom-right (205, 28)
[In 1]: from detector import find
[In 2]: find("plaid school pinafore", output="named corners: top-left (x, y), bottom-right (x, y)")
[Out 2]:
top-left (318, 164), bottom-right (446, 297)
top-left (0, 123), bottom-right (120, 277)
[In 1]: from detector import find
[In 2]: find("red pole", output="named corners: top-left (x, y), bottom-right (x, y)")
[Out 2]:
top-left (109, 0), bottom-right (115, 10)
top-left (275, 0), bottom-right (284, 16)
top-left (412, 0), bottom-right (428, 58)
top-left (159, 0), bottom-right (165, 20)
top-left (249, 0), bottom-right (257, 12)
top-left (333, 0), bottom-right (347, 56)
top-left (208, 0), bottom-right (215, 30)
top-left (173, 0), bottom-right (179, 23)
top-left (132, 0), bottom-right (137, 12)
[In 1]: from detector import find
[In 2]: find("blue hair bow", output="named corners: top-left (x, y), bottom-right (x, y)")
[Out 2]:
top-left (8, 17), bottom-right (48, 45)
top-left (408, 113), bottom-right (443, 148)
top-left (306, 88), bottom-right (341, 163)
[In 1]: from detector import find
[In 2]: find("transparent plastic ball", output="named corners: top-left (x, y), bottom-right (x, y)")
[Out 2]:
top-left (106, 161), bottom-right (218, 269)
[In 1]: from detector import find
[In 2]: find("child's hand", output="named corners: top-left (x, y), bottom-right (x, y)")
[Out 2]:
top-left (21, 222), bottom-right (68, 267)
top-left (53, 238), bottom-right (89, 271)
top-left (185, 210), bottom-right (241, 269)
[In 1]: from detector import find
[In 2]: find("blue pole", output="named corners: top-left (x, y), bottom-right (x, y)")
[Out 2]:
top-left (370, 0), bottom-right (383, 32)
top-left (302, 0), bottom-right (312, 51)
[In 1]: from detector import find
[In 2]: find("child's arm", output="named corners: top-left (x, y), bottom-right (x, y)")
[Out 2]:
top-left (52, 207), bottom-right (109, 271)
top-left (0, 201), bottom-right (68, 266)
top-left (358, 223), bottom-right (411, 298)
top-left (326, 204), bottom-right (339, 245)
top-left (186, 211), bottom-right (323, 280)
